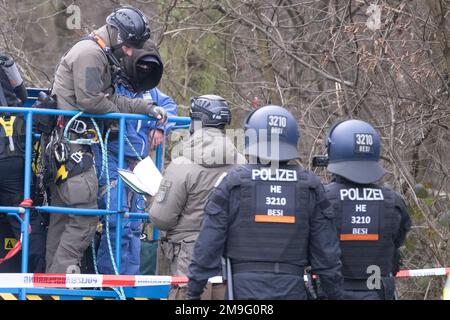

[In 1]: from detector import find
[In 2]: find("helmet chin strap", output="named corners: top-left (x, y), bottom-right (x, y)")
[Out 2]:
top-left (106, 24), bottom-right (126, 60)
top-left (189, 121), bottom-right (202, 135)
top-left (111, 44), bottom-right (126, 60)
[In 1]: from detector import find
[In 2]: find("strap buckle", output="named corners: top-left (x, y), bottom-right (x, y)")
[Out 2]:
top-left (70, 151), bottom-right (83, 164)
top-left (70, 120), bottom-right (87, 134)
top-left (54, 142), bottom-right (68, 163)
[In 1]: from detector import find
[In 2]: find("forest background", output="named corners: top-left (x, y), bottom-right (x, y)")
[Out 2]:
top-left (1, 0), bottom-right (449, 299)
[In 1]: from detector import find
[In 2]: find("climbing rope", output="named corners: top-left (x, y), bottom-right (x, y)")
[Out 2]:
top-left (63, 115), bottom-right (157, 300)
top-left (90, 118), bottom-right (125, 300)
top-left (63, 114), bottom-right (125, 300)
top-left (124, 134), bottom-right (143, 161)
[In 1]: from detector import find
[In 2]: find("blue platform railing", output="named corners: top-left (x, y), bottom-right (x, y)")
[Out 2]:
top-left (0, 88), bottom-right (191, 300)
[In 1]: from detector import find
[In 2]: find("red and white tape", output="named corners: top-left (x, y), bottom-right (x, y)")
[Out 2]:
top-left (0, 274), bottom-right (187, 289)
top-left (395, 267), bottom-right (450, 278)
top-left (0, 267), bottom-right (448, 289)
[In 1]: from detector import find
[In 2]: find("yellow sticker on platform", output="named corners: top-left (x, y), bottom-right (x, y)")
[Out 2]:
top-left (4, 238), bottom-right (17, 250)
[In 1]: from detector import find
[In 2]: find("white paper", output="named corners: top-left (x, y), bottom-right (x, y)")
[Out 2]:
top-left (118, 156), bottom-right (163, 196)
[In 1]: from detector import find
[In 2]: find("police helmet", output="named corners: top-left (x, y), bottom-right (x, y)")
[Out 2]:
top-left (106, 6), bottom-right (151, 49)
top-left (326, 119), bottom-right (385, 184)
top-left (244, 105), bottom-right (299, 162)
top-left (189, 95), bottom-right (231, 128)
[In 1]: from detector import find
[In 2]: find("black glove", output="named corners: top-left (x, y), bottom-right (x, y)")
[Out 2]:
top-left (0, 53), bottom-right (23, 90)
top-left (146, 103), bottom-right (168, 125)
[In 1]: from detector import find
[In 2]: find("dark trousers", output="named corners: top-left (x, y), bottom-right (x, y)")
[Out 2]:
top-left (0, 157), bottom-right (47, 272)
top-left (232, 272), bottom-right (309, 300)
top-left (46, 167), bottom-right (99, 273)
top-left (342, 290), bottom-right (383, 300)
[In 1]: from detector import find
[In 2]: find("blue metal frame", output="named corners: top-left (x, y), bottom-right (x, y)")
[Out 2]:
top-left (0, 91), bottom-right (190, 300)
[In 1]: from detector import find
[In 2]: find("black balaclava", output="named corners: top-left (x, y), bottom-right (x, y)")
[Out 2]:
top-left (121, 40), bottom-right (163, 93)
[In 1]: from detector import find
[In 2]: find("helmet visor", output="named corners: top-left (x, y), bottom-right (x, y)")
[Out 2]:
top-left (245, 140), bottom-right (299, 162)
top-left (327, 160), bottom-right (385, 184)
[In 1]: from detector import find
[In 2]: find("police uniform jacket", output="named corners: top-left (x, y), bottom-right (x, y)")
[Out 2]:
top-left (325, 175), bottom-right (411, 292)
top-left (187, 163), bottom-right (344, 300)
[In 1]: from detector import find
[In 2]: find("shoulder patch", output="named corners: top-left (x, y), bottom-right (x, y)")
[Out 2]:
top-left (214, 172), bottom-right (228, 188)
top-left (155, 179), bottom-right (172, 203)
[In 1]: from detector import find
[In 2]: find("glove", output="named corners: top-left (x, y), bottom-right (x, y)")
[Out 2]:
top-left (0, 53), bottom-right (14, 68)
top-left (0, 53), bottom-right (23, 88)
top-left (147, 104), bottom-right (168, 125)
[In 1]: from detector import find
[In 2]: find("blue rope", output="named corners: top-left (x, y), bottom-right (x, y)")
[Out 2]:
top-left (89, 118), bottom-right (125, 300)
top-left (124, 134), bottom-right (143, 161)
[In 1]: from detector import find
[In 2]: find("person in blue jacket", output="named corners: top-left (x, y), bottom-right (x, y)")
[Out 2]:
top-left (95, 40), bottom-right (177, 275)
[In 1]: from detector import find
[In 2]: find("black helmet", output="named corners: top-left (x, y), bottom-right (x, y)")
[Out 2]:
top-left (189, 95), bottom-right (231, 128)
top-left (106, 6), bottom-right (151, 49)
top-left (326, 119), bottom-right (385, 184)
top-left (244, 105), bottom-right (299, 162)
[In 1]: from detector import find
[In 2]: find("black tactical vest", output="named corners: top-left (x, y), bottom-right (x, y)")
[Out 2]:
top-left (325, 182), bottom-right (396, 279)
top-left (225, 164), bottom-right (312, 264)
top-left (0, 114), bottom-right (25, 159)
top-left (0, 65), bottom-right (26, 159)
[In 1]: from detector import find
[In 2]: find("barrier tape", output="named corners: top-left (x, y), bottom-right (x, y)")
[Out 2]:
top-left (395, 267), bottom-right (450, 278)
top-left (0, 274), bottom-right (186, 289)
top-left (0, 267), bottom-right (448, 289)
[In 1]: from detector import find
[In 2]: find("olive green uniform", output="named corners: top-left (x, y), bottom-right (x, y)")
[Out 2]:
top-left (150, 128), bottom-right (245, 299)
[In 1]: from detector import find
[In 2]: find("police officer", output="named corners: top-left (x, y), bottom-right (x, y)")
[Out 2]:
top-left (46, 6), bottom-right (167, 273)
top-left (150, 95), bottom-right (244, 299)
top-left (187, 105), bottom-right (343, 300)
top-left (323, 119), bottom-right (411, 300)
top-left (0, 53), bottom-right (46, 272)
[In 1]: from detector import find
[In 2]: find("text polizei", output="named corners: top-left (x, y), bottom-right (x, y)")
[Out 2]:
top-left (252, 168), bottom-right (297, 181)
top-left (340, 188), bottom-right (384, 201)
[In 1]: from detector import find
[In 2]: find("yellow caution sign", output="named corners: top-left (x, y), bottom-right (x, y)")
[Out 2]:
top-left (4, 238), bottom-right (17, 250)
top-left (55, 164), bottom-right (69, 182)
top-left (443, 274), bottom-right (450, 300)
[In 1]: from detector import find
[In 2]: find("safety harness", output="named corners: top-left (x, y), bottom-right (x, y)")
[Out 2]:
top-left (44, 114), bottom-right (98, 185)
